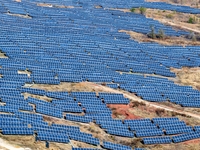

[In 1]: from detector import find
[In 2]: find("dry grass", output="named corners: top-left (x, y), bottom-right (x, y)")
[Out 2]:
top-left (0, 134), bottom-right (70, 150)
top-left (0, 146), bottom-right (9, 150)
top-left (145, 9), bottom-right (200, 34)
top-left (171, 67), bottom-right (200, 89)
top-left (31, 82), bottom-right (96, 92)
top-left (31, 82), bottom-right (119, 94)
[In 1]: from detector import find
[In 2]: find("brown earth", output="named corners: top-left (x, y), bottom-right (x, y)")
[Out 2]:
top-left (31, 82), bottom-right (99, 93)
top-left (107, 104), bottom-right (141, 120)
top-left (145, 8), bottom-right (200, 34)
top-left (172, 67), bottom-right (200, 90)
top-left (0, 134), bottom-right (69, 150)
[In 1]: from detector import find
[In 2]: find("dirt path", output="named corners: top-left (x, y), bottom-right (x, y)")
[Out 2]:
top-left (117, 71), bottom-right (177, 81)
top-left (0, 138), bottom-right (31, 150)
top-left (31, 81), bottom-right (200, 120)
top-left (87, 82), bottom-right (200, 120)
top-left (157, 19), bottom-right (200, 34)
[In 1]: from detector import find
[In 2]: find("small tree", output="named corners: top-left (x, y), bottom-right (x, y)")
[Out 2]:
top-left (130, 8), bottom-right (135, 12)
top-left (192, 34), bottom-right (196, 42)
top-left (173, 0), bottom-right (179, 3)
top-left (148, 25), bottom-right (156, 39)
top-left (188, 32), bottom-right (196, 42)
top-left (139, 7), bottom-right (146, 15)
top-left (155, 108), bottom-right (165, 117)
top-left (188, 17), bottom-right (195, 24)
top-left (158, 29), bottom-right (165, 39)
top-left (191, 32), bottom-right (196, 41)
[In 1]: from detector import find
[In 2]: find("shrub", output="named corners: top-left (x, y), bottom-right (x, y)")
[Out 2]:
top-left (188, 32), bottom-right (196, 41)
top-left (131, 101), bottom-right (146, 107)
top-left (139, 7), bottom-right (146, 15)
top-left (147, 25), bottom-right (156, 39)
top-left (101, 82), bottom-right (106, 86)
top-left (158, 29), bottom-right (165, 39)
top-left (130, 8), bottom-right (135, 12)
top-left (112, 110), bottom-right (120, 117)
top-left (155, 108), bottom-right (165, 117)
top-left (166, 14), bottom-right (174, 19)
top-left (120, 138), bottom-right (142, 147)
top-left (173, 0), bottom-right (179, 3)
top-left (188, 17), bottom-right (195, 24)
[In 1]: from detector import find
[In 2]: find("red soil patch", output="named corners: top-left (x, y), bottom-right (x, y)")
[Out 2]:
top-left (107, 104), bottom-right (141, 120)
top-left (183, 138), bottom-right (200, 145)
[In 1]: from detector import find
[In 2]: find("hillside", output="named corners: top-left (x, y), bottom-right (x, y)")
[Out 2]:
top-left (1, 0), bottom-right (200, 150)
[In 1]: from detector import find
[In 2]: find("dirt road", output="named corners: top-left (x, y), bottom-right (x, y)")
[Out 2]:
top-left (0, 138), bottom-right (31, 150)
top-left (87, 82), bottom-right (200, 120)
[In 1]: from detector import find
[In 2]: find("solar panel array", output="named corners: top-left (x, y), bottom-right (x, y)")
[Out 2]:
top-left (103, 141), bottom-right (132, 150)
top-left (0, 0), bottom-right (200, 109)
top-left (4, 0), bottom-right (200, 14)
top-left (143, 136), bottom-right (171, 145)
top-left (0, 0), bottom-right (200, 149)
top-left (0, 97), bottom-right (200, 149)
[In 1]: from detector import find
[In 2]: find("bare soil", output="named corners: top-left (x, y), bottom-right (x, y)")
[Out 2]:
top-left (6, 13), bottom-right (32, 19)
top-left (172, 67), bottom-right (200, 90)
top-left (0, 52), bottom-right (8, 58)
top-left (0, 134), bottom-right (65, 150)
top-left (107, 104), bottom-right (141, 120)
top-left (37, 3), bottom-right (74, 9)
top-left (145, 8), bottom-right (200, 33)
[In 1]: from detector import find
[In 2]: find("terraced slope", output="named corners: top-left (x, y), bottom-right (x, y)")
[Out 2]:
top-left (1, 0), bottom-right (200, 150)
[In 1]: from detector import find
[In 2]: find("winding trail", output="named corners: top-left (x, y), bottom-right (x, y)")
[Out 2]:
top-left (87, 82), bottom-right (200, 120)
top-left (0, 138), bottom-right (31, 150)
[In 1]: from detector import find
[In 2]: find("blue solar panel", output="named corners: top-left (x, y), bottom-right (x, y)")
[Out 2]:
top-left (0, 0), bottom-right (200, 148)
top-left (103, 141), bottom-right (132, 150)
